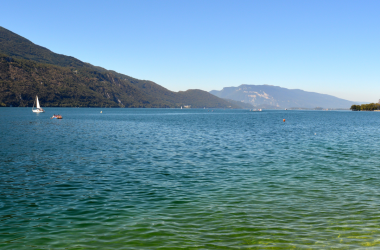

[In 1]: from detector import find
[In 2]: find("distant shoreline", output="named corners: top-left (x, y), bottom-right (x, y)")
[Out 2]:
top-left (351, 103), bottom-right (380, 111)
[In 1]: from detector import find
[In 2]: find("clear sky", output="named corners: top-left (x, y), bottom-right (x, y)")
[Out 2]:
top-left (1, 0), bottom-right (379, 102)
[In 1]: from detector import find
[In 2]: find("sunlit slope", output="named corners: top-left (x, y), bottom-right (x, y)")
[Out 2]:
top-left (0, 26), bottom-right (239, 108)
top-left (210, 84), bottom-right (355, 109)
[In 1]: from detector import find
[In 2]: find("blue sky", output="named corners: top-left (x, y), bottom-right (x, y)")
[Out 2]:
top-left (1, 0), bottom-right (379, 102)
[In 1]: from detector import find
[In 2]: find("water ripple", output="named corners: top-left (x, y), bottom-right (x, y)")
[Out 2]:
top-left (2, 108), bottom-right (380, 248)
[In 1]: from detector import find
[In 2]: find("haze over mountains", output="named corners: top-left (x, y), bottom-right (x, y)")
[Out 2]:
top-left (0, 26), bottom-right (239, 108)
top-left (210, 85), bottom-right (356, 109)
top-left (0, 26), bottom-right (358, 109)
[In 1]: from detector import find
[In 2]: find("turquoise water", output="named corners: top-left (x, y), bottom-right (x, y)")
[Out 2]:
top-left (1, 108), bottom-right (380, 249)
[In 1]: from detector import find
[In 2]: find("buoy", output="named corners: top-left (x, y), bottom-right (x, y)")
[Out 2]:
top-left (100, 111), bottom-right (102, 113)
top-left (283, 119), bottom-right (285, 122)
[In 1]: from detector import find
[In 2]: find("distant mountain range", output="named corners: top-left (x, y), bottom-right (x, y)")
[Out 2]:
top-left (210, 85), bottom-right (356, 109)
top-left (0, 26), bottom-right (360, 110)
top-left (0, 26), bottom-right (240, 108)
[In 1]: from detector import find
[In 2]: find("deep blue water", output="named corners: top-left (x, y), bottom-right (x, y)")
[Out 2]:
top-left (1, 108), bottom-right (380, 249)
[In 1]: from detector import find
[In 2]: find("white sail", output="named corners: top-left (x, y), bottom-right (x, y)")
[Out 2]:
top-left (36, 96), bottom-right (40, 109)
top-left (32, 95), bottom-right (44, 113)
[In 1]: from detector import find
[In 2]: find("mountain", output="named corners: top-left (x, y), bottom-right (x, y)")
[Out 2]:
top-left (210, 85), bottom-right (355, 109)
top-left (0, 26), bottom-right (240, 108)
top-left (222, 99), bottom-right (254, 109)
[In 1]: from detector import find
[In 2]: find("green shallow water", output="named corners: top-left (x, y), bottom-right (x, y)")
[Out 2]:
top-left (1, 108), bottom-right (380, 249)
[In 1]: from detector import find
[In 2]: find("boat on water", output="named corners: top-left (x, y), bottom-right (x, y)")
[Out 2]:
top-left (249, 109), bottom-right (262, 112)
top-left (51, 114), bottom-right (62, 119)
top-left (32, 96), bottom-right (45, 113)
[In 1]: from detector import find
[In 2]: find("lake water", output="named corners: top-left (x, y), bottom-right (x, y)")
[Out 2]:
top-left (1, 108), bottom-right (380, 249)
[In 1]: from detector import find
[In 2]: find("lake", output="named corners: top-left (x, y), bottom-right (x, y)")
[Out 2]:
top-left (1, 108), bottom-right (380, 249)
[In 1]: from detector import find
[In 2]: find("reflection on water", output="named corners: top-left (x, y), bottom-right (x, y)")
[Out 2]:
top-left (1, 108), bottom-right (380, 249)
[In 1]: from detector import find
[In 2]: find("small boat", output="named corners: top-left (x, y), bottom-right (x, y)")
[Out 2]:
top-left (250, 109), bottom-right (262, 112)
top-left (32, 96), bottom-right (45, 113)
top-left (51, 114), bottom-right (62, 119)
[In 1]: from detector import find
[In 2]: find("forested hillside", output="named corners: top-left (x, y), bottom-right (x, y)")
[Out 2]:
top-left (0, 26), bottom-right (240, 108)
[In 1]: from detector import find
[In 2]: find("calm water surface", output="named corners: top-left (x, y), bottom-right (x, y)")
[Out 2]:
top-left (1, 108), bottom-right (380, 249)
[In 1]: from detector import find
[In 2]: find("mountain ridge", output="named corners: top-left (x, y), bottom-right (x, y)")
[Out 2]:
top-left (0, 26), bottom-right (241, 108)
top-left (210, 84), bottom-right (356, 109)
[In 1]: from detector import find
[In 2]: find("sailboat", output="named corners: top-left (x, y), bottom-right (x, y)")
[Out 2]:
top-left (32, 96), bottom-right (45, 113)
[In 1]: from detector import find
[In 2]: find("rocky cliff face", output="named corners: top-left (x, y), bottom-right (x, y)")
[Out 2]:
top-left (210, 84), bottom-right (355, 109)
